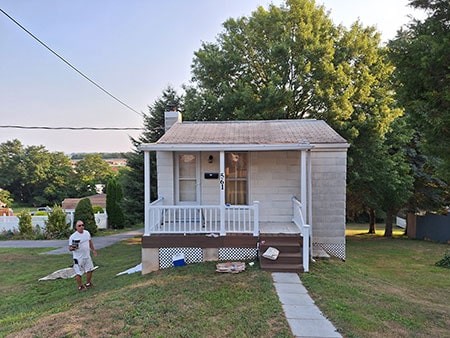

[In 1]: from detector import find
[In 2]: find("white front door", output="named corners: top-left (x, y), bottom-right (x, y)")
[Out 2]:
top-left (175, 152), bottom-right (200, 205)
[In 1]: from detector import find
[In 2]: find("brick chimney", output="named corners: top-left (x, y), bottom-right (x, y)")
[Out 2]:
top-left (164, 104), bottom-right (182, 132)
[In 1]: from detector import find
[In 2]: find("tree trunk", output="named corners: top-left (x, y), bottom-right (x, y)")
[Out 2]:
top-left (368, 208), bottom-right (376, 234)
top-left (384, 209), bottom-right (394, 237)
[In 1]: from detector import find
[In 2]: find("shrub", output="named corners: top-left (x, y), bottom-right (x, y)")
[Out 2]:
top-left (34, 211), bottom-right (48, 216)
top-left (92, 205), bottom-right (104, 214)
top-left (435, 251), bottom-right (450, 269)
top-left (18, 211), bottom-right (33, 239)
top-left (45, 206), bottom-right (71, 239)
top-left (73, 198), bottom-right (97, 235)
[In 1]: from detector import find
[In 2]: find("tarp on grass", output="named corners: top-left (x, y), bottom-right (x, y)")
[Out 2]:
top-left (39, 266), bottom-right (99, 281)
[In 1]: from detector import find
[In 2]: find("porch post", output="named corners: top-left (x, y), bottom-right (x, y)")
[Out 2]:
top-left (144, 151), bottom-right (151, 236)
top-left (307, 150), bottom-right (312, 225)
top-left (219, 151), bottom-right (226, 236)
top-left (307, 149), bottom-right (313, 259)
top-left (300, 151), bottom-right (307, 219)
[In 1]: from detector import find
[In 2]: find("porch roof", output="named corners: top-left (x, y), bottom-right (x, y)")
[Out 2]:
top-left (139, 119), bottom-right (349, 151)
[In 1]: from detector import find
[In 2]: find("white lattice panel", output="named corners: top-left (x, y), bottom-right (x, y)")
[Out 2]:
top-left (313, 242), bottom-right (345, 260)
top-left (159, 247), bottom-right (203, 269)
top-left (218, 247), bottom-right (257, 261)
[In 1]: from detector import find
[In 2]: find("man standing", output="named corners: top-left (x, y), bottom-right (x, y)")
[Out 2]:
top-left (69, 220), bottom-right (98, 291)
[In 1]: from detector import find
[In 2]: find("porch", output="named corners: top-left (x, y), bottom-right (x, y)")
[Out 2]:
top-left (141, 196), bottom-right (310, 273)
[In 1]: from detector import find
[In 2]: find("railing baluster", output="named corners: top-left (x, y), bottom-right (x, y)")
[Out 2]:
top-left (147, 202), bottom-right (259, 235)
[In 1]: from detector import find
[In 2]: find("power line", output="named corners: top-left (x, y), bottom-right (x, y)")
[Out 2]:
top-left (0, 8), bottom-right (143, 117)
top-left (0, 125), bottom-right (142, 131)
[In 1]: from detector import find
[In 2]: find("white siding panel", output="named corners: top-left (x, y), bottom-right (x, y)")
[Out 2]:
top-left (201, 152), bottom-right (220, 204)
top-left (310, 149), bottom-right (347, 244)
top-left (251, 151), bottom-right (300, 223)
top-left (157, 152), bottom-right (174, 204)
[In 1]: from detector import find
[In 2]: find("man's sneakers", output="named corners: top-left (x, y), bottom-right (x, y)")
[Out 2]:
top-left (84, 282), bottom-right (95, 288)
top-left (78, 285), bottom-right (87, 291)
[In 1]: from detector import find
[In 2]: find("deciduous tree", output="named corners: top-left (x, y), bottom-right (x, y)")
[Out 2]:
top-left (184, 0), bottom-right (404, 224)
top-left (75, 154), bottom-right (114, 196)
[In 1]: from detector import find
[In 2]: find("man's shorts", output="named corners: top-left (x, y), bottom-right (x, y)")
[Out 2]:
top-left (73, 257), bottom-right (95, 276)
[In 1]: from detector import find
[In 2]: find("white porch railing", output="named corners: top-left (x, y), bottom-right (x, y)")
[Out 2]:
top-left (291, 196), bottom-right (310, 272)
top-left (145, 197), bottom-right (259, 236)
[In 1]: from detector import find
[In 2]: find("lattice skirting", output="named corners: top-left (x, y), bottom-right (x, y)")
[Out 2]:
top-left (158, 247), bottom-right (258, 269)
top-left (159, 247), bottom-right (203, 269)
top-left (313, 242), bottom-right (346, 260)
top-left (218, 248), bottom-right (257, 261)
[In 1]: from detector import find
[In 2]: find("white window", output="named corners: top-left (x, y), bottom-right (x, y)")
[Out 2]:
top-left (177, 153), bottom-right (198, 203)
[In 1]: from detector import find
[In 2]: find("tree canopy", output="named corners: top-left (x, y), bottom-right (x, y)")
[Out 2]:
top-left (0, 139), bottom-right (75, 205)
top-left (183, 0), bottom-right (409, 232)
top-left (388, 0), bottom-right (450, 182)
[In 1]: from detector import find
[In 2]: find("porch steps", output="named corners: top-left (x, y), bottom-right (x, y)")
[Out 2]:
top-left (258, 234), bottom-right (304, 273)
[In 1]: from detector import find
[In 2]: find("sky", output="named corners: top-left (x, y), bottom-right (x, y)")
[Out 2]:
top-left (0, 0), bottom-right (425, 154)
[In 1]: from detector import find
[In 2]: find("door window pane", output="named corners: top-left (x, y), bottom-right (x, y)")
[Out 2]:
top-left (179, 181), bottom-right (196, 201)
top-left (225, 152), bottom-right (247, 205)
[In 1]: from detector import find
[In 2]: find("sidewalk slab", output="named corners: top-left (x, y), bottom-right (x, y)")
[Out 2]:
top-left (272, 272), bottom-right (342, 338)
top-left (289, 318), bottom-right (342, 338)
top-left (283, 304), bottom-right (324, 319)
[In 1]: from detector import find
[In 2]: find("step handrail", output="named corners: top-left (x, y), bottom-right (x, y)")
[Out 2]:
top-left (291, 196), bottom-right (310, 272)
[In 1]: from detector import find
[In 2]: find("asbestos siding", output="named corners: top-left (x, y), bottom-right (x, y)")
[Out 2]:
top-left (200, 152), bottom-right (220, 205)
top-left (310, 149), bottom-right (347, 241)
top-left (156, 152), bottom-right (175, 205)
top-left (250, 151), bottom-right (301, 223)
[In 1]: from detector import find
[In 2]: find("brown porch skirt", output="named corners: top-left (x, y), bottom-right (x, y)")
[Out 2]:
top-left (142, 234), bottom-right (258, 249)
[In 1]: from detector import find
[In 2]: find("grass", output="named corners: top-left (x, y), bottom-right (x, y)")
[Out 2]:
top-left (0, 237), bottom-right (291, 337)
top-left (302, 223), bottom-right (450, 338)
top-left (0, 224), bottom-right (448, 337)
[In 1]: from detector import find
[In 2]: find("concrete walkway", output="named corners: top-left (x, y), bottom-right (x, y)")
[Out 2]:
top-left (272, 272), bottom-right (342, 338)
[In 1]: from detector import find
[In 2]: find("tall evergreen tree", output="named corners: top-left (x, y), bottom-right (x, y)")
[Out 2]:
top-left (121, 86), bottom-right (183, 225)
top-left (106, 177), bottom-right (125, 229)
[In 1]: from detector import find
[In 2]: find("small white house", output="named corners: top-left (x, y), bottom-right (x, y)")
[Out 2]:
top-left (139, 112), bottom-right (349, 274)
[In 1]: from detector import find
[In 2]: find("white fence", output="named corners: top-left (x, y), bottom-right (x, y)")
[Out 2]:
top-left (0, 212), bottom-right (108, 233)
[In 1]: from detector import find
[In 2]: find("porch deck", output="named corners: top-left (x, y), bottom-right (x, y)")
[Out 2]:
top-left (259, 222), bottom-right (300, 234)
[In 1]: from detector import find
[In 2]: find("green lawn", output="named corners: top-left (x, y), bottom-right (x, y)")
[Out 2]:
top-left (0, 224), bottom-right (448, 337)
top-left (302, 223), bottom-right (449, 337)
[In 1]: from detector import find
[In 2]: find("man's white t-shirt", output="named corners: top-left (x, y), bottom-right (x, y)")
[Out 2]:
top-left (69, 230), bottom-right (91, 260)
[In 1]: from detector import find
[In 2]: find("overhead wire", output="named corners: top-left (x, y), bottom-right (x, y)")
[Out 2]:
top-left (0, 125), bottom-right (142, 130)
top-left (0, 8), bottom-right (144, 118)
